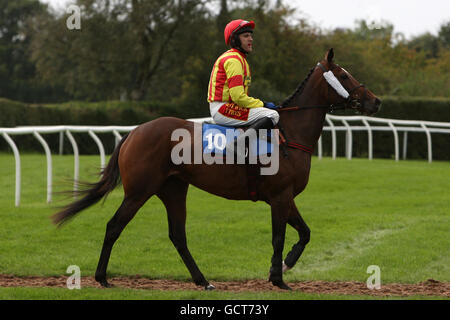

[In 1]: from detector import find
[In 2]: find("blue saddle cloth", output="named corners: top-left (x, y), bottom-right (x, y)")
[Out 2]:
top-left (202, 122), bottom-right (273, 156)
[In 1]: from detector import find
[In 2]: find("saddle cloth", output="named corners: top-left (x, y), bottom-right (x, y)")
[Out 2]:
top-left (202, 122), bottom-right (273, 156)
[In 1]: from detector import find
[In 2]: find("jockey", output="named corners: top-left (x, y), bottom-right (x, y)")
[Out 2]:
top-left (207, 19), bottom-right (280, 154)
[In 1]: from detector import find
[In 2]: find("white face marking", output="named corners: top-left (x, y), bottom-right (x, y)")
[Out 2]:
top-left (323, 71), bottom-right (350, 99)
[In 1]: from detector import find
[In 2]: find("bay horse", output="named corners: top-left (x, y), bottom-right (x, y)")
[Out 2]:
top-left (52, 49), bottom-right (381, 290)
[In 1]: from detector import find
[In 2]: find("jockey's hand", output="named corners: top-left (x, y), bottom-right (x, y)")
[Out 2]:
top-left (264, 102), bottom-right (280, 110)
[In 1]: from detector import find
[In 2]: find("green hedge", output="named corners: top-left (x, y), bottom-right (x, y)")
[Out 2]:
top-left (0, 97), bottom-right (448, 160)
top-left (0, 99), bottom-right (190, 127)
top-left (375, 96), bottom-right (450, 122)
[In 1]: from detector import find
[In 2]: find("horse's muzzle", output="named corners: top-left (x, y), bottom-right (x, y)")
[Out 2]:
top-left (362, 97), bottom-right (381, 116)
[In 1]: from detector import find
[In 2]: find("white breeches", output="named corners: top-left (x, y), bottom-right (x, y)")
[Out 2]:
top-left (209, 102), bottom-right (280, 127)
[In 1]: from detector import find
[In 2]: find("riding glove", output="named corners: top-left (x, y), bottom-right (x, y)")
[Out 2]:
top-left (263, 102), bottom-right (280, 110)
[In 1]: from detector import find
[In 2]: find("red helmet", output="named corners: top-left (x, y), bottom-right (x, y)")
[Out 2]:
top-left (224, 19), bottom-right (255, 46)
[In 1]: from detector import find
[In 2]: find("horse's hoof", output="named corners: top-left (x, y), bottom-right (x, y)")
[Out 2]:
top-left (97, 279), bottom-right (113, 288)
top-left (102, 282), bottom-right (113, 288)
top-left (205, 284), bottom-right (216, 291)
top-left (272, 280), bottom-right (292, 291)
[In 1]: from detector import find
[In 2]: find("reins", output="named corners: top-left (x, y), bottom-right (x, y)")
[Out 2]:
top-left (278, 103), bottom-right (349, 113)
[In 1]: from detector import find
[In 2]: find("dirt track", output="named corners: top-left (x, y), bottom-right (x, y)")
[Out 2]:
top-left (0, 275), bottom-right (449, 297)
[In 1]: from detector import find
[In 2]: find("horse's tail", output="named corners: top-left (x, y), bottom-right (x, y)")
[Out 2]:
top-left (52, 133), bottom-right (129, 227)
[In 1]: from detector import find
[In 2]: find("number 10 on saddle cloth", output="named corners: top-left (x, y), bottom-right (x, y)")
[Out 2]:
top-left (202, 122), bottom-right (274, 157)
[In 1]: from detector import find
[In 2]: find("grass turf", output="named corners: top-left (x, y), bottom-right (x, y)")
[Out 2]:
top-left (0, 153), bottom-right (448, 299)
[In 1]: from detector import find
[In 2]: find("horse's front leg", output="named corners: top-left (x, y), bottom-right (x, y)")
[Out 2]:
top-left (283, 200), bottom-right (310, 272)
top-left (268, 191), bottom-right (292, 290)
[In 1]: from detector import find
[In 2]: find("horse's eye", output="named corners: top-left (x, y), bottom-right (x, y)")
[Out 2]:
top-left (340, 74), bottom-right (349, 80)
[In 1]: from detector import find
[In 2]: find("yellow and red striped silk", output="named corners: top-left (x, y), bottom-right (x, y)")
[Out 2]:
top-left (208, 49), bottom-right (263, 109)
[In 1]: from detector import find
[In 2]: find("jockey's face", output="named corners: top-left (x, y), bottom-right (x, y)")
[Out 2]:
top-left (239, 32), bottom-right (253, 53)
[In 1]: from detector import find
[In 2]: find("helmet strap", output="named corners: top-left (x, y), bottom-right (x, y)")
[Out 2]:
top-left (237, 46), bottom-right (249, 55)
top-left (231, 34), bottom-right (250, 55)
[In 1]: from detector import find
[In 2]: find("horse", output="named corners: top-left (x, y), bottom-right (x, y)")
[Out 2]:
top-left (52, 49), bottom-right (381, 291)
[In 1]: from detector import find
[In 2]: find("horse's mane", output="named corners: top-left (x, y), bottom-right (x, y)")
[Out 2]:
top-left (280, 65), bottom-right (316, 108)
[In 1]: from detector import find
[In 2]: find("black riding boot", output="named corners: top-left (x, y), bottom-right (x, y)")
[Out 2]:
top-left (227, 117), bottom-right (274, 158)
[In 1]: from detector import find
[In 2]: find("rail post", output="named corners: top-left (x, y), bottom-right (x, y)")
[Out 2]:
top-left (33, 131), bottom-right (52, 203)
top-left (2, 133), bottom-right (21, 207)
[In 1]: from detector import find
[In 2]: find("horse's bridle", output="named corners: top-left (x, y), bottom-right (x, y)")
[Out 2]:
top-left (276, 62), bottom-right (368, 156)
top-left (279, 62), bottom-right (367, 114)
top-left (316, 62), bottom-right (367, 113)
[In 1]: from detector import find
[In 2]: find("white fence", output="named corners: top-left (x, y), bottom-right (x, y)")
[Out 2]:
top-left (1, 116), bottom-right (449, 206)
top-left (319, 115), bottom-right (450, 162)
top-left (0, 125), bottom-right (136, 206)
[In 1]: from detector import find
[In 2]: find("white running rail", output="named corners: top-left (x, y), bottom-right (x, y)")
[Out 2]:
top-left (1, 116), bottom-right (449, 206)
top-left (0, 125), bottom-right (136, 206)
top-left (317, 115), bottom-right (450, 162)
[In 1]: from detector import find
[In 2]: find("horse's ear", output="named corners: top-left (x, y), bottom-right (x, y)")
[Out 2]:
top-left (325, 48), bottom-right (334, 63)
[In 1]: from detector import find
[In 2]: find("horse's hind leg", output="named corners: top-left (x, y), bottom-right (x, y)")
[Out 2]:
top-left (157, 177), bottom-right (214, 290)
top-left (283, 200), bottom-right (310, 272)
top-left (95, 194), bottom-right (149, 287)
